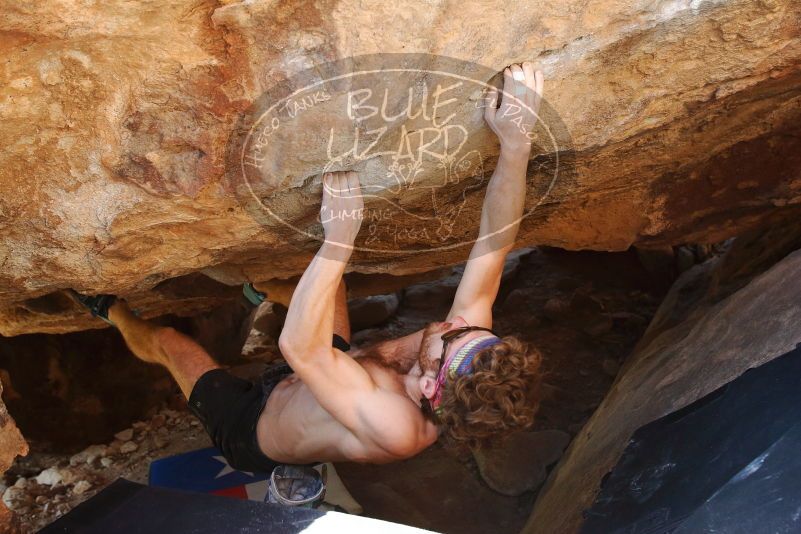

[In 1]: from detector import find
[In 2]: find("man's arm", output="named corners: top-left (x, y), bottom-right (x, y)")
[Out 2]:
top-left (447, 63), bottom-right (544, 327)
top-left (278, 172), bottom-right (421, 456)
top-left (254, 277), bottom-right (351, 344)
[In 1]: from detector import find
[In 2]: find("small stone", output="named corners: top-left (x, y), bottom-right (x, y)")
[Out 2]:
top-left (635, 245), bottom-right (677, 284)
top-left (3, 486), bottom-right (24, 508)
top-left (402, 280), bottom-right (458, 310)
top-left (502, 288), bottom-right (531, 311)
top-left (58, 468), bottom-right (79, 486)
top-left (133, 421), bottom-right (148, 430)
top-left (36, 467), bottom-right (63, 486)
top-left (35, 495), bottom-right (48, 505)
top-left (543, 297), bottom-right (569, 320)
top-left (72, 480), bottom-right (92, 495)
top-left (539, 383), bottom-right (562, 402)
top-left (153, 436), bottom-right (167, 449)
top-left (473, 430), bottom-right (572, 496)
top-left (13, 477), bottom-right (28, 489)
top-left (151, 414), bottom-right (166, 429)
top-left (252, 302), bottom-right (285, 340)
top-left (570, 293), bottom-right (613, 336)
top-left (501, 250), bottom-right (529, 284)
top-left (114, 428), bottom-right (134, 442)
top-left (100, 457), bottom-right (114, 468)
top-left (120, 441), bottom-right (138, 454)
top-left (70, 444), bottom-right (108, 466)
top-left (347, 293), bottom-right (401, 331)
top-left (544, 293), bottom-right (612, 336)
top-left (602, 357), bottom-right (621, 377)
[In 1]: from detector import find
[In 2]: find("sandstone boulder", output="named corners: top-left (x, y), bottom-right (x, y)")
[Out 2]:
top-left (523, 225), bottom-right (801, 533)
top-left (0, 0), bottom-right (799, 335)
top-left (347, 293), bottom-right (400, 332)
top-left (0, 379), bottom-right (27, 533)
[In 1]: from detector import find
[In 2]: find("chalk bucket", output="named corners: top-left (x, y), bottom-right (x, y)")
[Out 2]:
top-left (267, 465), bottom-right (326, 508)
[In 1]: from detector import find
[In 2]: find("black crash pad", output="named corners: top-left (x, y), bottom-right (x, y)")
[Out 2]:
top-left (39, 478), bottom-right (430, 533)
top-left (582, 344), bottom-right (801, 534)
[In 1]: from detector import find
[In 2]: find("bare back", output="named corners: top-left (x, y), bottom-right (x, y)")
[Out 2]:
top-left (257, 356), bottom-right (437, 464)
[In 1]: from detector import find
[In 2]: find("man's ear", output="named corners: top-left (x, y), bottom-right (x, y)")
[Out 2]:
top-left (419, 376), bottom-right (437, 399)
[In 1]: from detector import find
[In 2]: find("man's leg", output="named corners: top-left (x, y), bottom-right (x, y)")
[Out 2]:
top-left (104, 298), bottom-right (278, 472)
top-left (108, 300), bottom-right (219, 398)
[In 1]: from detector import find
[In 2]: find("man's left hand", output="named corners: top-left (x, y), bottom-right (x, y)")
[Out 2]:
top-left (484, 62), bottom-right (544, 154)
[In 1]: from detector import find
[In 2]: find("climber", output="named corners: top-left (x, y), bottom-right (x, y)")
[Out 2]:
top-left (73, 63), bottom-right (544, 471)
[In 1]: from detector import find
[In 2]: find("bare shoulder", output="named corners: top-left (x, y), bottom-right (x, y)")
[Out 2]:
top-left (360, 387), bottom-right (438, 459)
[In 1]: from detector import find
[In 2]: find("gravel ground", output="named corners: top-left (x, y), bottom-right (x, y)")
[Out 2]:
top-left (3, 407), bottom-right (209, 532)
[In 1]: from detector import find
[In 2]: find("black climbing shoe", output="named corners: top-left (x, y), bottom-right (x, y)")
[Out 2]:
top-left (243, 283), bottom-right (267, 307)
top-left (68, 290), bottom-right (117, 325)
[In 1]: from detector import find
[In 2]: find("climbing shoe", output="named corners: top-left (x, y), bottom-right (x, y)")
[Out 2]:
top-left (68, 290), bottom-right (117, 325)
top-left (243, 283), bottom-right (267, 307)
top-left (242, 282), bottom-right (267, 306)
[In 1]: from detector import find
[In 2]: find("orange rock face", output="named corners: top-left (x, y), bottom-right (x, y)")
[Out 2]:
top-left (0, 380), bottom-right (26, 469)
top-left (0, 378), bottom-right (28, 527)
top-left (1, 0), bottom-right (800, 335)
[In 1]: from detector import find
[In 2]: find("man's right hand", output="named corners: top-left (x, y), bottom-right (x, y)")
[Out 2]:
top-left (320, 171), bottom-right (364, 249)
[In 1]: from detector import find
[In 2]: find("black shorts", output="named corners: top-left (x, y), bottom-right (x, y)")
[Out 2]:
top-left (187, 334), bottom-right (351, 473)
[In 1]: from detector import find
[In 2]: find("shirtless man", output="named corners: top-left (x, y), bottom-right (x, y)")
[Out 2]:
top-left (75, 63), bottom-right (544, 471)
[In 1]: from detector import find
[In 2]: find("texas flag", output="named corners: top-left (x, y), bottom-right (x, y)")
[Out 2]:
top-left (149, 447), bottom-right (271, 502)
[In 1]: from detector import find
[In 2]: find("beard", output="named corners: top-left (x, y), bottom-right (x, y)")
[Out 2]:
top-left (357, 322), bottom-right (448, 377)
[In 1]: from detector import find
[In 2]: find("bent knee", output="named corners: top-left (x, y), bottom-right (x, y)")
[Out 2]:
top-left (154, 326), bottom-right (187, 352)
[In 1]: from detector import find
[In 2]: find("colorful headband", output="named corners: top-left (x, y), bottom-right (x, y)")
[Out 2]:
top-left (431, 335), bottom-right (501, 415)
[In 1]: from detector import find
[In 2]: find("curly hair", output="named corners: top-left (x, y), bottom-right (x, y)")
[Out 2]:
top-left (433, 335), bottom-right (542, 452)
